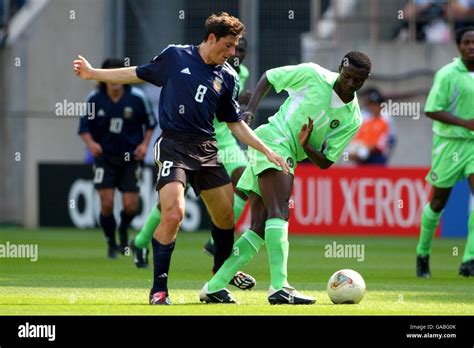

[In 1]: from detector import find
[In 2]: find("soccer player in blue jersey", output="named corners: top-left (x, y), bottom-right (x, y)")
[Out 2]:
top-left (78, 58), bottom-right (156, 259)
top-left (73, 12), bottom-right (289, 305)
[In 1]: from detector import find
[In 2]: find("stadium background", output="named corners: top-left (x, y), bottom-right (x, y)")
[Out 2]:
top-left (0, 0), bottom-right (470, 237)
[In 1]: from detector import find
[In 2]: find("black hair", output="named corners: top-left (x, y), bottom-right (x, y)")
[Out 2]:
top-left (456, 26), bottom-right (474, 45)
top-left (99, 58), bottom-right (127, 91)
top-left (364, 87), bottom-right (385, 104)
top-left (340, 51), bottom-right (372, 72)
top-left (238, 37), bottom-right (248, 48)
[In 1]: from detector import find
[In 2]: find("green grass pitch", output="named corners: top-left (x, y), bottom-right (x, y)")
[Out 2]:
top-left (0, 227), bottom-right (473, 315)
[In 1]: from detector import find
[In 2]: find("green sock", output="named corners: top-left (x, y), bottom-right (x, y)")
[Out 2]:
top-left (265, 218), bottom-right (289, 290)
top-left (134, 205), bottom-right (161, 249)
top-left (416, 204), bottom-right (442, 256)
top-left (208, 230), bottom-right (264, 292)
top-left (233, 193), bottom-right (247, 223)
top-left (463, 210), bottom-right (474, 262)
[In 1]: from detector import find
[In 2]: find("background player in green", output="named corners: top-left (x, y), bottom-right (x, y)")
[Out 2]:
top-left (200, 51), bottom-right (372, 304)
top-left (416, 27), bottom-right (474, 278)
top-left (130, 37), bottom-right (252, 268)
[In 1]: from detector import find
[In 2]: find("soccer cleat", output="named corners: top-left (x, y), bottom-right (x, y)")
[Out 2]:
top-left (149, 291), bottom-right (171, 305)
top-left (203, 239), bottom-right (215, 256)
top-left (229, 271), bottom-right (256, 290)
top-left (459, 260), bottom-right (474, 277)
top-left (268, 286), bottom-right (316, 305)
top-left (416, 255), bottom-right (431, 278)
top-left (199, 283), bottom-right (237, 304)
top-left (130, 239), bottom-right (149, 269)
top-left (107, 244), bottom-right (118, 259)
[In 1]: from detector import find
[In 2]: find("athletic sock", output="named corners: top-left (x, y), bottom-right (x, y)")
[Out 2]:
top-left (265, 218), bottom-right (290, 290)
top-left (134, 205), bottom-right (161, 249)
top-left (211, 223), bottom-right (234, 273)
top-left (233, 193), bottom-right (247, 222)
top-left (416, 204), bottom-right (442, 256)
top-left (463, 210), bottom-right (474, 262)
top-left (205, 194), bottom-right (247, 247)
top-left (99, 214), bottom-right (117, 247)
top-left (151, 238), bottom-right (175, 294)
top-left (118, 210), bottom-right (135, 247)
top-left (208, 230), bottom-right (264, 292)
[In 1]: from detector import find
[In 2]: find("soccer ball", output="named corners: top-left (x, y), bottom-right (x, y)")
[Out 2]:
top-left (327, 269), bottom-right (366, 304)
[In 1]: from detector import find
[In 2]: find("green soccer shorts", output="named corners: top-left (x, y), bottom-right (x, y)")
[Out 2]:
top-left (237, 125), bottom-right (297, 197)
top-left (216, 123), bottom-right (248, 177)
top-left (426, 134), bottom-right (474, 188)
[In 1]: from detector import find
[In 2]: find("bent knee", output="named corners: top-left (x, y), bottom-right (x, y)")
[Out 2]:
top-left (161, 208), bottom-right (184, 227)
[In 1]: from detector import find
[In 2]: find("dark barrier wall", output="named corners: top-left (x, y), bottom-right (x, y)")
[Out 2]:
top-left (38, 163), bottom-right (212, 231)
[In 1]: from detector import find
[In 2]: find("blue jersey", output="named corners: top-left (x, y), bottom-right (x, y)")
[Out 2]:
top-left (136, 45), bottom-right (242, 137)
top-left (78, 85), bottom-right (156, 156)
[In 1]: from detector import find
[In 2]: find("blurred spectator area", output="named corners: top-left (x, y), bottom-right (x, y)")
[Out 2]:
top-left (1, 0), bottom-right (26, 27)
top-left (0, 0), bottom-right (470, 227)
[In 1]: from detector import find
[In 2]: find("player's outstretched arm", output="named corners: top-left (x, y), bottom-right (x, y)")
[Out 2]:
top-left (73, 55), bottom-right (143, 84)
top-left (298, 117), bottom-right (333, 170)
top-left (227, 121), bottom-right (290, 174)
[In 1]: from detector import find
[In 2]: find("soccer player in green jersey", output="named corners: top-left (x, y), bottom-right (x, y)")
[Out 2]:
top-left (416, 27), bottom-right (474, 278)
top-left (199, 51), bottom-right (372, 304)
top-left (130, 38), bottom-right (252, 281)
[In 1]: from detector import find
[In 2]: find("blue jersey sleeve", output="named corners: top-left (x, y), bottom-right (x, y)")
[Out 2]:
top-left (215, 73), bottom-right (242, 123)
top-left (77, 91), bottom-right (96, 134)
top-left (136, 46), bottom-right (174, 87)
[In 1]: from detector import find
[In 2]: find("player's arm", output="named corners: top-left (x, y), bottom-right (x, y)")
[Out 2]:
top-left (243, 72), bottom-right (273, 122)
top-left (79, 132), bottom-right (103, 157)
top-left (298, 118), bottom-right (333, 170)
top-left (227, 121), bottom-right (290, 174)
top-left (73, 55), bottom-right (143, 84)
top-left (426, 111), bottom-right (474, 131)
top-left (134, 129), bottom-right (153, 161)
top-left (425, 69), bottom-right (474, 131)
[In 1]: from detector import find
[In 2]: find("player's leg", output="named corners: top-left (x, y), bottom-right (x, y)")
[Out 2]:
top-left (259, 169), bottom-right (315, 305)
top-left (97, 188), bottom-right (117, 258)
top-left (134, 204), bottom-right (161, 249)
top-left (93, 156), bottom-right (120, 258)
top-left (119, 192), bottom-right (139, 254)
top-left (149, 180), bottom-right (186, 305)
top-left (460, 174), bottom-right (474, 276)
top-left (416, 186), bottom-right (452, 278)
top-left (200, 183), bottom-right (235, 273)
top-left (417, 135), bottom-right (462, 278)
top-left (203, 166), bottom-right (248, 256)
top-left (117, 160), bottom-right (141, 254)
top-left (201, 191), bottom-right (266, 303)
top-left (231, 167), bottom-right (248, 219)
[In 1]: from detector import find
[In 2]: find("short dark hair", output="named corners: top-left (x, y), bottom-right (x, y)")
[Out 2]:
top-left (340, 51), bottom-right (372, 72)
top-left (99, 58), bottom-right (126, 91)
top-left (238, 36), bottom-right (248, 48)
top-left (456, 26), bottom-right (474, 45)
top-left (204, 12), bottom-right (245, 42)
top-left (364, 87), bottom-right (385, 104)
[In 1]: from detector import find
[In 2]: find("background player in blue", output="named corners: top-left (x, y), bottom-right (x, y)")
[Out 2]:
top-left (73, 12), bottom-right (289, 305)
top-left (78, 58), bottom-right (156, 259)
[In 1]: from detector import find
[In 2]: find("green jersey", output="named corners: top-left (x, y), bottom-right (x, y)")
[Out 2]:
top-left (266, 63), bottom-right (362, 162)
top-left (425, 57), bottom-right (474, 139)
top-left (213, 63), bottom-right (249, 147)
